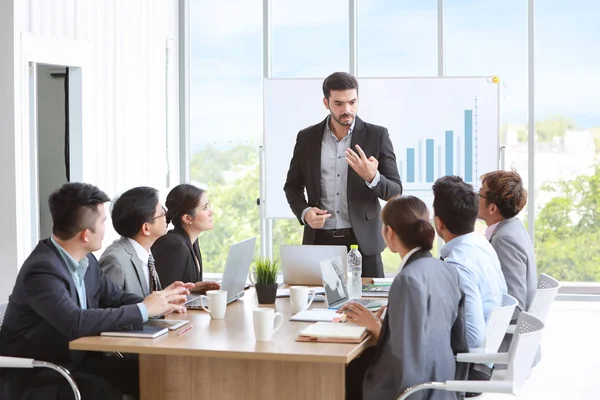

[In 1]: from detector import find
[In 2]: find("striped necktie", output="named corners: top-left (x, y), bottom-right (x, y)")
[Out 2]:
top-left (147, 254), bottom-right (161, 292)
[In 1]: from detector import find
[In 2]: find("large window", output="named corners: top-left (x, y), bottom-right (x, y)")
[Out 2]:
top-left (534, 1), bottom-right (600, 282)
top-left (445, 0), bottom-right (528, 237)
top-left (189, 1), bottom-right (263, 273)
top-left (188, 1), bottom-right (600, 283)
top-left (272, 0), bottom-right (349, 78)
top-left (357, 0), bottom-right (438, 77)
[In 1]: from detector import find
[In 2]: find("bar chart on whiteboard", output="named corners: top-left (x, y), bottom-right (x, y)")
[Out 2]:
top-left (401, 104), bottom-right (479, 187)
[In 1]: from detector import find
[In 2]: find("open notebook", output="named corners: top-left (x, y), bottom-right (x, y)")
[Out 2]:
top-left (297, 322), bottom-right (367, 343)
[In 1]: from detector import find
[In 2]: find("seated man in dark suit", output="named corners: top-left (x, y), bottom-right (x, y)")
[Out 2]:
top-left (100, 186), bottom-right (168, 298)
top-left (0, 182), bottom-right (193, 400)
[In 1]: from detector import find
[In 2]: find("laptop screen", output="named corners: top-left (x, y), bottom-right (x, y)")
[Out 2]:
top-left (320, 256), bottom-right (349, 307)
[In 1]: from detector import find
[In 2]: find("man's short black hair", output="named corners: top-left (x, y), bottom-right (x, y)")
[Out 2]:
top-left (48, 182), bottom-right (110, 240)
top-left (111, 187), bottom-right (160, 238)
top-left (322, 72), bottom-right (359, 99)
top-left (432, 176), bottom-right (478, 235)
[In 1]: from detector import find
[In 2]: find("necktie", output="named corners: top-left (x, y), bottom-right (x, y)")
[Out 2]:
top-left (148, 254), bottom-right (162, 292)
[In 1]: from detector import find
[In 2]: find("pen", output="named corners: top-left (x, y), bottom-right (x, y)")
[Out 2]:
top-left (177, 324), bottom-right (193, 336)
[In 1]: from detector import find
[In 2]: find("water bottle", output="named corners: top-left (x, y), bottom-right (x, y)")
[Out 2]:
top-left (347, 244), bottom-right (363, 300)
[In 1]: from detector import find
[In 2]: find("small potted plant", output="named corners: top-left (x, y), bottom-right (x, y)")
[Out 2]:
top-left (251, 258), bottom-right (279, 304)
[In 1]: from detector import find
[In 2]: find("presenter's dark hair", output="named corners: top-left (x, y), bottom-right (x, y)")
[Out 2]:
top-left (322, 72), bottom-right (359, 99)
top-left (381, 195), bottom-right (435, 251)
top-left (432, 176), bottom-right (478, 235)
top-left (111, 186), bottom-right (160, 238)
top-left (49, 182), bottom-right (110, 240)
top-left (165, 184), bottom-right (205, 228)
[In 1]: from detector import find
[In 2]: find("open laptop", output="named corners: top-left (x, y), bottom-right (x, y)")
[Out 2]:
top-left (319, 256), bottom-right (385, 310)
top-left (280, 245), bottom-right (348, 286)
top-left (186, 237), bottom-right (256, 309)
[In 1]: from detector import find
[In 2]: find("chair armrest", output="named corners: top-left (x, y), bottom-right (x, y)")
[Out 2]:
top-left (0, 356), bottom-right (35, 368)
top-left (506, 324), bottom-right (516, 334)
top-left (456, 352), bottom-right (510, 365)
top-left (446, 380), bottom-right (514, 394)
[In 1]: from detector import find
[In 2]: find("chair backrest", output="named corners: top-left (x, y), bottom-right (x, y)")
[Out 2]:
top-left (0, 302), bottom-right (7, 329)
top-left (480, 293), bottom-right (519, 353)
top-left (504, 312), bottom-right (545, 394)
top-left (528, 273), bottom-right (560, 323)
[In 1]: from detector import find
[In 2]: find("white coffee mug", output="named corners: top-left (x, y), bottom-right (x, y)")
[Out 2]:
top-left (200, 290), bottom-right (228, 320)
top-left (289, 286), bottom-right (316, 314)
top-left (253, 308), bottom-right (283, 342)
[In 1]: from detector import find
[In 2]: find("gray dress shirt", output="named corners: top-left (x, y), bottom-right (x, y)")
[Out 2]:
top-left (302, 116), bottom-right (380, 229)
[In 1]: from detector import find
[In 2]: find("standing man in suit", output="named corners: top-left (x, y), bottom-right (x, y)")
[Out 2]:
top-left (0, 182), bottom-right (193, 400)
top-left (479, 170), bottom-right (537, 317)
top-left (100, 186), bottom-right (168, 298)
top-left (284, 72), bottom-right (403, 277)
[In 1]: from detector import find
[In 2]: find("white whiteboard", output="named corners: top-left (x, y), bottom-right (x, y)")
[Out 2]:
top-left (264, 77), bottom-right (499, 219)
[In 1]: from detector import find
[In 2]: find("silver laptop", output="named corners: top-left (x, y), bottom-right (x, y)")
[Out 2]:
top-left (186, 237), bottom-right (256, 308)
top-left (280, 245), bottom-right (348, 286)
top-left (320, 256), bottom-right (385, 310)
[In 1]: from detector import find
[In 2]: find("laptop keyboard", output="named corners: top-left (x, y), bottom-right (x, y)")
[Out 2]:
top-left (355, 298), bottom-right (377, 306)
top-left (186, 297), bottom-right (207, 308)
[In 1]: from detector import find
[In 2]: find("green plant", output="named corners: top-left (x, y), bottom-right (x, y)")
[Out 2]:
top-left (253, 258), bottom-right (279, 285)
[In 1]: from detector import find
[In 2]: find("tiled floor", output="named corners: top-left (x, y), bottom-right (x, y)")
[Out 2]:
top-left (482, 301), bottom-right (600, 400)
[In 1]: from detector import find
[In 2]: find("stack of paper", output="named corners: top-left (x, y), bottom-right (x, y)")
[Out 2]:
top-left (299, 322), bottom-right (366, 340)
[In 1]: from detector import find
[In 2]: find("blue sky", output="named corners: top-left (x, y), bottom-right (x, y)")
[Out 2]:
top-left (188, 0), bottom-right (600, 147)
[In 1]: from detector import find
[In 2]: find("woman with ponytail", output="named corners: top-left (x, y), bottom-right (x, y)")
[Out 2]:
top-left (342, 195), bottom-right (466, 400)
top-left (151, 184), bottom-right (220, 293)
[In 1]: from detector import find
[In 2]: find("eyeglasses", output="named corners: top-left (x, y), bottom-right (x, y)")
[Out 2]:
top-left (478, 190), bottom-right (488, 200)
top-left (149, 206), bottom-right (167, 221)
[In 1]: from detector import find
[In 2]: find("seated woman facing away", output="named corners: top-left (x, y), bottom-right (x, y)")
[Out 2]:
top-left (151, 184), bottom-right (220, 294)
top-left (342, 195), bottom-right (467, 400)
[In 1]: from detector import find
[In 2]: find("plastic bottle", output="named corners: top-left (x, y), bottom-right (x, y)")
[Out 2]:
top-left (346, 244), bottom-right (363, 300)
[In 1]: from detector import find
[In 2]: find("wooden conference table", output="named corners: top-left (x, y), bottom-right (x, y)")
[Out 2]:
top-left (70, 285), bottom-right (379, 400)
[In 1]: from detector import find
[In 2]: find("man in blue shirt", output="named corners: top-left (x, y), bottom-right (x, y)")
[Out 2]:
top-left (0, 183), bottom-right (193, 400)
top-left (433, 176), bottom-right (507, 392)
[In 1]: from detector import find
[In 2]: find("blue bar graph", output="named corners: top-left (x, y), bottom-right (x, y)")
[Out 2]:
top-left (426, 139), bottom-right (434, 182)
top-left (407, 148), bottom-right (415, 183)
top-left (401, 107), bottom-right (475, 185)
top-left (445, 130), bottom-right (453, 175)
top-left (465, 110), bottom-right (473, 182)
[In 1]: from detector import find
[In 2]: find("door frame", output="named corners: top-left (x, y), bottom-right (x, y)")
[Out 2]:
top-left (19, 32), bottom-right (89, 253)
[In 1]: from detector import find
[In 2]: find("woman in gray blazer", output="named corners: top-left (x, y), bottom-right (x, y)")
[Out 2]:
top-left (342, 195), bottom-right (466, 400)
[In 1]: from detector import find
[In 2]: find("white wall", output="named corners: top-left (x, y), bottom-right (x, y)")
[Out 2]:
top-left (37, 65), bottom-right (67, 239)
top-left (0, 0), bottom-right (20, 302)
top-left (0, 0), bottom-right (181, 301)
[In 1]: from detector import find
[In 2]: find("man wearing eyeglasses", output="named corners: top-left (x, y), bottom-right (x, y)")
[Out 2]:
top-left (100, 186), bottom-right (168, 297)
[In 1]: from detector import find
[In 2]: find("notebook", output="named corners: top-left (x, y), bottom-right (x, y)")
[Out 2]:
top-left (362, 284), bottom-right (391, 298)
top-left (290, 308), bottom-right (344, 322)
top-left (101, 320), bottom-right (169, 339)
top-left (297, 322), bottom-right (367, 343)
top-left (149, 319), bottom-right (190, 330)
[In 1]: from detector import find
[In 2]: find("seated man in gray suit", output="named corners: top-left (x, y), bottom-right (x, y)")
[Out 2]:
top-left (479, 170), bottom-right (537, 320)
top-left (100, 186), bottom-right (168, 297)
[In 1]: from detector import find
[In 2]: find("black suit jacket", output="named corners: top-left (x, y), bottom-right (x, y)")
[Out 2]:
top-left (0, 239), bottom-right (143, 367)
top-left (152, 227), bottom-right (203, 286)
top-left (283, 116), bottom-right (402, 255)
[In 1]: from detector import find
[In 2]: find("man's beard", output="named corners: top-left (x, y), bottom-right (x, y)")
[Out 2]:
top-left (331, 112), bottom-right (354, 126)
